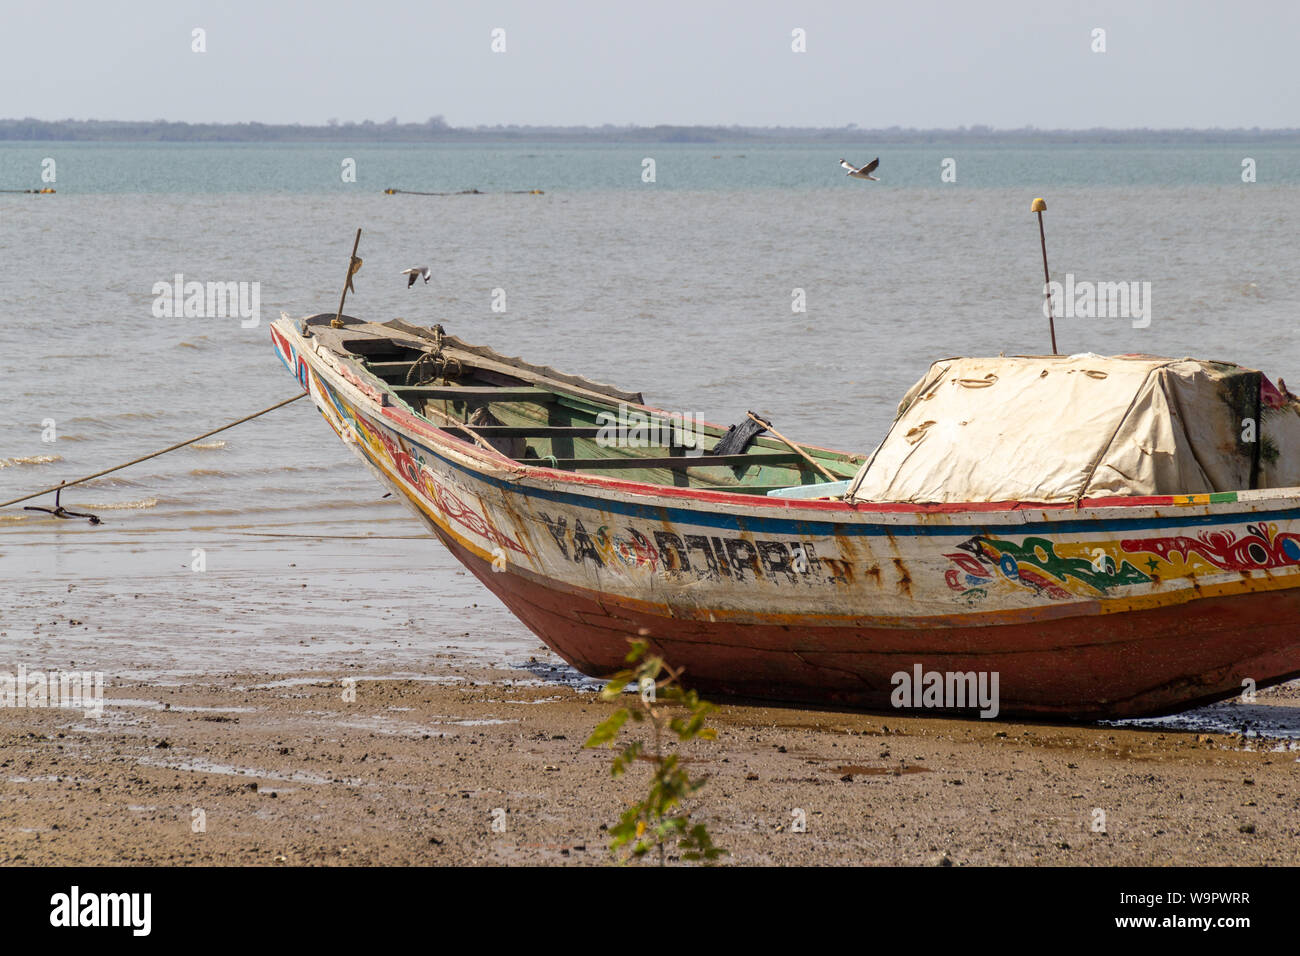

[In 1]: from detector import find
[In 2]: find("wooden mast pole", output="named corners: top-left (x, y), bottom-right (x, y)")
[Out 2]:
top-left (1032, 198), bottom-right (1058, 355)
top-left (334, 228), bottom-right (363, 324)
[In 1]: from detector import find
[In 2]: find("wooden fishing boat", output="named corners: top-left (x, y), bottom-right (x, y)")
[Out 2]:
top-left (271, 313), bottom-right (1300, 719)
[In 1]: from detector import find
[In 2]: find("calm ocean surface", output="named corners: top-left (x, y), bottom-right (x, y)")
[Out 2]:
top-left (2, 142), bottom-right (1298, 712)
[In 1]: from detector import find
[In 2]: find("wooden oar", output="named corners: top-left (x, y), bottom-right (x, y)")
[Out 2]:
top-left (746, 412), bottom-right (839, 482)
top-left (417, 402), bottom-right (503, 456)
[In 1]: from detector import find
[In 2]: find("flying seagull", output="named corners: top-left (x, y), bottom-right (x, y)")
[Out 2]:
top-left (840, 158), bottom-right (880, 181)
top-left (401, 266), bottom-right (431, 288)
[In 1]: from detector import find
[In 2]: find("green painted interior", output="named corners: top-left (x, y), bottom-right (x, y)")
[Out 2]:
top-left (355, 346), bottom-right (861, 495)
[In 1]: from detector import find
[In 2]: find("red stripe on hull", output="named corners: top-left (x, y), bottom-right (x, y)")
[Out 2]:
top-left (435, 527), bottom-right (1300, 720)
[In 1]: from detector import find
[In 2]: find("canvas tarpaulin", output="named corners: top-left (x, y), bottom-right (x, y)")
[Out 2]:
top-left (845, 354), bottom-right (1300, 504)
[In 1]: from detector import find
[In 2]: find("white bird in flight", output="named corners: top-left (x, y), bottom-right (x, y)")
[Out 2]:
top-left (840, 157), bottom-right (880, 181)
top-left (401, 266), bottom-right (431, 288)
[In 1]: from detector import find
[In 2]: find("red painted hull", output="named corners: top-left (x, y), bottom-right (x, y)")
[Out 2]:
top-left (440, 526), bottom-right (1300, 720)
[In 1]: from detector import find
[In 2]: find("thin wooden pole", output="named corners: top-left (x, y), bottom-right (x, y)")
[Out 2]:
top-left (417, 403), bottom-right (503, 456)
top-left (1032, 198), bottom-right (1058, 355)
top-left (746, 412), bottom-right (839, 482)
top-left (335, 228), bottom-right (363, 324)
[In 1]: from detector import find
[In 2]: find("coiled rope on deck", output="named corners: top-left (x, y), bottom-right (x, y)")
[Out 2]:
top-left (0, 393), bottom-right (308, 511)
top-left (404, 325), bottom-right (464, 387)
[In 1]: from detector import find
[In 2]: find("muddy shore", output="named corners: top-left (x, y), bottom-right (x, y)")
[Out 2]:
top-left (2, 655), bottom-right (1297, 866)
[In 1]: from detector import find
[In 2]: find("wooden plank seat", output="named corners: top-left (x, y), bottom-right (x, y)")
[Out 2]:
top-left (442, 424), bottom-right (606, 438)
top-left (393, 385), bottom-right (557, 403)
top-left (516, 452), bottom-right (803, 470)
top-left (364, 361), bottom-right (428, 373)
top-left (442, 425), bottom-right (714, 444)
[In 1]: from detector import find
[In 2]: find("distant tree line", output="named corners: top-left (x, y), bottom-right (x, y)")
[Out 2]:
top-left (2, 117), bottom-right (1298, 144)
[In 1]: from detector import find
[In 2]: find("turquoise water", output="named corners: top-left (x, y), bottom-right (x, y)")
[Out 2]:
top-left (2, 142), bottom-right (1298, 193)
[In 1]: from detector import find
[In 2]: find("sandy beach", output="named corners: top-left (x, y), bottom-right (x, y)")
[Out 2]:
top-left (3, 649), bottom-right (1297, 867)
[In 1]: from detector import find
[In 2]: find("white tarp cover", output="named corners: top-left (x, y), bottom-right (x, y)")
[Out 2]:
top-left (846, 354), bottom-right (1300, 503)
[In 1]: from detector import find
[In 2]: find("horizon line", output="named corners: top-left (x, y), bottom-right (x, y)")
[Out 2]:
top-left (4, 118), bottom-right (1300, 133)
top-left (4, 118), bottom-right (1299, 145)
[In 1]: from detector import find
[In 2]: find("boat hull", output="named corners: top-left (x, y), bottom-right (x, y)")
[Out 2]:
top-left (272, 319), bottom-right (1300, 720)
top-left (443, 525), bottom-right (1300, 718)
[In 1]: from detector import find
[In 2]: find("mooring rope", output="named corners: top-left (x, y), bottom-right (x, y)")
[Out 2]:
top-left (0, 392), bottom-right (308, 510)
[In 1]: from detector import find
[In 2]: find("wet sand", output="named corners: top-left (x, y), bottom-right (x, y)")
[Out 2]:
top-left (3, 654), bottom-right (1297, 866)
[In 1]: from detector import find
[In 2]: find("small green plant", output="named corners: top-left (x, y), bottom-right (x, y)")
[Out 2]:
top-left (584, 639), bottom-right (726, 865)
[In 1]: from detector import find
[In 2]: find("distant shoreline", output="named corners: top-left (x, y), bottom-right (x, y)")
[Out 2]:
top-left (3, 118), bottom-right (1300, 145)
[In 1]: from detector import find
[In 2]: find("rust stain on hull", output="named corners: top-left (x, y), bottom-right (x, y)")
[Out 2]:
top-left (893, 557), bottom-right (912, 596)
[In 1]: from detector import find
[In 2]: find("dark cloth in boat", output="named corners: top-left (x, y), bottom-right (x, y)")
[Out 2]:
top-left (711, 414), bottom-right (767, 456)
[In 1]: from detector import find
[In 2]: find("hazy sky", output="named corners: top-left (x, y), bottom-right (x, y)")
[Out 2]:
top-left (5, 0), bottom-right (1297, 128)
